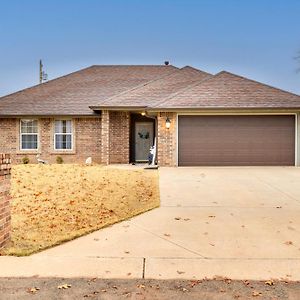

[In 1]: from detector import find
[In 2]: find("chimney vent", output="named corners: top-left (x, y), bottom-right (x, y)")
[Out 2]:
top-left (164, 61), bottom-right (170, 66)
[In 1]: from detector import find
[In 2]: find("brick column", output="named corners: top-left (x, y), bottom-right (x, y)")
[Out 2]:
top-left (0, 154), bottom-right (11, 249)
top-left (109, 111), bottom-right (130, 163)
top-left (157, 112), bottom-right (177, 166)
top-left (101, 111), bottom-right (110, 164)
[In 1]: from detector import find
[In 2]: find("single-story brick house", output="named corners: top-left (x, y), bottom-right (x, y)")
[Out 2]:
top-left (1, 64), bottom-right (300, 166)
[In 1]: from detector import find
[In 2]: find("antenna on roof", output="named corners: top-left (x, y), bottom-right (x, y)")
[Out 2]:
top-left (39, 59), bottom-right (48, 84)
top-left (164, 61), bottom-right (170, 66)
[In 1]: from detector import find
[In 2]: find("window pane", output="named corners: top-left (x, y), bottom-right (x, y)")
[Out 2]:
top-left (21, 120), bottom-right (38, 133)
top-left (55, 134), bottom-right (72, 150)
top-left (21, 135), bottom-right (38, 149)
top-left (55, 120), bottom-right (72, 134)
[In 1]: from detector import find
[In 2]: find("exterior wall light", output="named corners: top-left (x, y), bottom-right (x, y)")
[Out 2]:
top-left (165, 117), bottom-right (171, 129)
top-left (141, 112), bottom-right (146, 116)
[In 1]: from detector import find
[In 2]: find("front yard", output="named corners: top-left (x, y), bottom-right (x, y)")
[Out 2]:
top-left (1, 164), bottom-right (159, 256)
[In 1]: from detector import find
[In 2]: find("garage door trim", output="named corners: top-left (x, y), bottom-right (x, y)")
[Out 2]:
top-left (176, 113), bottom-right (298, 166)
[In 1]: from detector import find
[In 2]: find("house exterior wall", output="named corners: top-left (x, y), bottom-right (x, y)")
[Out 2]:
top-left (109, 111), bottom-right (130, 163)
top-left (157, 112), bottom-right (177, 166)
top-left (0, 118), bottom-right (102, 164)
top-left (0, 154), bottom-right (11, 249)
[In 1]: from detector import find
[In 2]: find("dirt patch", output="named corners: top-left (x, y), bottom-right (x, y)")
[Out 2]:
top-left (0, 278), bottom-right (299, 299)
top-left (1, 164), bottom-right (159, 256)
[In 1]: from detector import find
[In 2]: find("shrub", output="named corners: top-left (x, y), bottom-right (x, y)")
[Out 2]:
top-left (22, 157), bottom-right (30, 164)
top-left (56, 156), bottom-right (64, 164)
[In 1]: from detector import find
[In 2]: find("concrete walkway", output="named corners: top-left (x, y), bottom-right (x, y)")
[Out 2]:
top-left (1, 167), bottom-right (300, 280)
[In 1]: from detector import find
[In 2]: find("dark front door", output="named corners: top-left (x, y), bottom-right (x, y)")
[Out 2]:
top-left (178, 115), bottom-right (295, 166)
top-left (135, 122), bottom-right (154, 161)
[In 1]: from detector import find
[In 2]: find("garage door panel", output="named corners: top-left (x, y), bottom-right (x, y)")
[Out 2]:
top-left (178, 115), bottom-right (295, 166)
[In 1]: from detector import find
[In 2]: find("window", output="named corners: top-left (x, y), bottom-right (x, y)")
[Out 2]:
top-left (20, 120), bottom-right (38, 150)
top-left (54, 120), bottom-right (72, 150)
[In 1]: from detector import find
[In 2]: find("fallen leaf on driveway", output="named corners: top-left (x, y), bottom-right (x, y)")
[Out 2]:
top-left (124, 251), bottom-right (130, 254)
top-left (209, 243), bottom-right (215, 247)
top-left (174, 217), bottom-right (181, 220)
top-left (208, 215), bottom-right (216, 218)
top-left (276, 206), bottom-right (282, 209)
top-left (177, 270), bottom-right (185, 274)
top-left (252, 290), bottom-right (262, 297)
top-left (184, 218), bottom-right (190, 221)
top-left (58, 284), bottom-right (71, 289)
top-left (164, 233), bottom-right (171, 237)
top-left (284, 241), bottom-right (293, 246)
top-left (27, 287), bottom-right (40, 294)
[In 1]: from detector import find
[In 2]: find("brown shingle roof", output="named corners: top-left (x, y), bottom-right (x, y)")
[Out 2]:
top-left (0, 65), bottom-right (178, 116)
top-left (1, 66), bottom-right (299, 115)
top-left (95, 66), bottom-right (212, 108)
top-left (153, 71), bottom-right (300, 109)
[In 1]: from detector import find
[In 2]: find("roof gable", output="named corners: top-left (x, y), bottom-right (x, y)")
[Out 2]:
top-left (154, 71), bottom-right (300, 109)
top-left (97, 66), bottom-right (212, 107)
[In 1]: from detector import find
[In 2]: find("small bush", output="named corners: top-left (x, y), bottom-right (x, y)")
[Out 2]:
top-left (22, 157), bottom-right (30, 164)
top-left (56, 156), bottom-right (64, 164)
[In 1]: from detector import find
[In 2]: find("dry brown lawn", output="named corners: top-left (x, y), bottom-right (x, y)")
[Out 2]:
top-left (1, 164), bottom-right (159, 256)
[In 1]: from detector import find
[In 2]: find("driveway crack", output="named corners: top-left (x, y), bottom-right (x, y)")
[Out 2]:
top-left (130, 221), bottom-right (207, 258)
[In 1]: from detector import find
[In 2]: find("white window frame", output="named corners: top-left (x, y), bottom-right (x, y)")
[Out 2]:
top-left (20, 119), bottom-right (39, 151)
top-left (54, 119), bottom-right (73, 151)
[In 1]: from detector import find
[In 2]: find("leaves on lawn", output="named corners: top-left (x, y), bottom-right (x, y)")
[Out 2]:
top-left (265, 280), bottom-right (274, 286)
top-left (3, 165), bottom-right (159, 256)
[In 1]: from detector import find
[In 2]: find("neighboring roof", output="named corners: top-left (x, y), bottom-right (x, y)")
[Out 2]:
top-left (0, 65), bottom-right (177, 115)
top-left (153, 71), bottom-right (300, 109)
top-left (93, 66), bottom-right (212, 108)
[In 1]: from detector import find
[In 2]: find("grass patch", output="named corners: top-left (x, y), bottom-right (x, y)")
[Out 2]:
top-left (1, 164), bottom-right (159, 256)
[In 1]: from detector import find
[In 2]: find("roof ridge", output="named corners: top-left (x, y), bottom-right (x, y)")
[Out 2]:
top-left (0, 65), bottom-right (95, 101)
top-left (151, 72), bottom-right (218, 108)
top-left (181, 65), bottom-right (212, 76)
top-left (218, 70), bottom-right (300, 98)
top-left (91, 64), bottom-right (179, 68)
top-left (100, 68), bottom-right (182, 104)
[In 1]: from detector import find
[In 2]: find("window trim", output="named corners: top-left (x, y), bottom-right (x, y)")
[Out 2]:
top-left (19, 119), bottom-right (39, 151)
top-left (53, 119), bottom-right (74, 151)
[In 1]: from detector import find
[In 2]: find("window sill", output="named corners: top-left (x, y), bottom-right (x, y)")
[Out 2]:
top-left (16, 150), bottom-right (40, 155)
top-left (50, 150), bottom-right (76, 155)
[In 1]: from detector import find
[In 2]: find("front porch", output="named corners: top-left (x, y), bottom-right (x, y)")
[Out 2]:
top-left (100, 110), bottom-right (177, 166)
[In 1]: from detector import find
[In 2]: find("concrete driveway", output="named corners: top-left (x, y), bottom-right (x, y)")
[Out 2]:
top-left (2, 167), bottom-right (300, 280)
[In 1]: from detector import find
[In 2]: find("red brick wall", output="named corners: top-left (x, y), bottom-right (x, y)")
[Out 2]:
top-left (100, 111), bottom-right (110, 164)
top-left (109, 111), bottom-right (130, 163)
top-left (0, 118), bottom-right (102, 164)
top-left (0, 154), bottom-right (11, 249)
top-left (157, 112), bottom-right (177, 166)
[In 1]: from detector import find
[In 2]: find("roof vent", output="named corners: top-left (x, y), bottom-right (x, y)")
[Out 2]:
top-left (164, 61), bottom-right (170, 66)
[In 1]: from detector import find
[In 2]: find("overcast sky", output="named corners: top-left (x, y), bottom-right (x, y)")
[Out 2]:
top-left (0, 0), bottom-right (300, 97)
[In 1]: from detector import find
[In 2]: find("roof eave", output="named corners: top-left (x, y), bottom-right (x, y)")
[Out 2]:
top-left (89, 105), bottom-right (148, 111)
